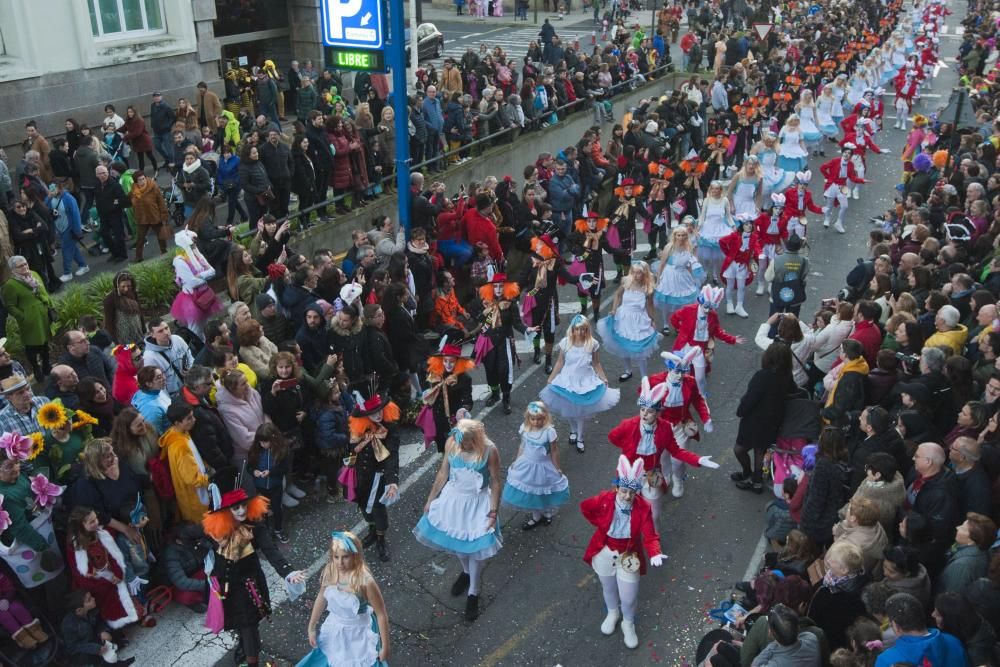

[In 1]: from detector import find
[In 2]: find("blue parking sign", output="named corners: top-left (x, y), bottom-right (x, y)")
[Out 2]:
top-left (321, 0), bottom-right (385, 50)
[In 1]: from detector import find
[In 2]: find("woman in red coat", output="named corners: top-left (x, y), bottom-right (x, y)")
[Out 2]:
top-left (580, 455), bottom-right (665, 650)
top-left (326, 116), bottom-right (353, 213)
top-left (122, 105), bottom-right (157, 173)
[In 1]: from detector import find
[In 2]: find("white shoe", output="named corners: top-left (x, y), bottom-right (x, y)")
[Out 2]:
top-left (286, 482), bottom-right (307, 499)
top-left (75, 266), bottom-right (90, 276)
top-left (671, 472), bottom-right (685, 498)
top-left (282, 492), bottom-right (300, 508)
top-left (59, 273), bottom-right (73, 283)
top-left (851, 189), bottom-right (859, 200)
top-left (601, 608), bottom-right (621, 635)
top-left (621, 620), bottom-right (639, 649)
top-left (726, 301), bottom-right (735, 315)
top-left (735, 304), bottom-right (749, 318)
top-left (834, 221), bottom-right (846, 234)
top-left (755, 283), bottom-right (765, 296)
top-left (823, 218), bottom-right (830, 228)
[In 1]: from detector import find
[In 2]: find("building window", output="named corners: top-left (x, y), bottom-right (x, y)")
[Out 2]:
top-left (88, 0), bottom-right (164, 39)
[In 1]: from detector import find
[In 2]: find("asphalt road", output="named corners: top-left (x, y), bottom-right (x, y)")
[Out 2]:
top-left (117, 13), bottom-right (970, 667)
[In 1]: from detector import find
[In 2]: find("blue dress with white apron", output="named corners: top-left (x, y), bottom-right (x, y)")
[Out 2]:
top-left (777, 128), bottom-right (808, 173)
top-left (654, 250), bottom-right (705, 308)
top-left (501, 425), bottom-right (570, 512)
top-left (539, 339), bottom-right (621, 418)
top-left (295, 584), bottom-right (388, 667)
top-left (597, 288), bottom-right (662, 360)
top-left (816, 95), bottom-right (840, 138)
top-left (759, 150), bottom-right (795, 201)
top-left (731, 177), bottom-right (761, 218)
top-left (798, 106), bottom-right (822, 146)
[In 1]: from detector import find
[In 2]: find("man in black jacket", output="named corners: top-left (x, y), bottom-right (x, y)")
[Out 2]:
top-left (149, 91), bottom-right (176, 165)
top-left (305, 111), bottom-right (332, 217)
top-left (949, 436), bottom-right (994, 518)
top-left (906, 442), bottom-right (960, 575)
top-left (258, 130), bottom-right (293, 218)
top-left (93, 164), bottom-right (128, 262)
top-left (849, 406), bottom-right (909, 491)
top-left (180, 366), bottom-right (235, 486)
top-left (58, 330), bottom-right (115, 390)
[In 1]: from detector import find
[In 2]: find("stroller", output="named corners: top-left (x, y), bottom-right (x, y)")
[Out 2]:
top-left (768, 397), bottom-right (821, 498)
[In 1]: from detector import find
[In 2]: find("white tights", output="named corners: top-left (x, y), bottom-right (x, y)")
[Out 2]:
top-left (824, 196), bottom-right (848, 225)
top-left (757, 256), bottom-right (770, 287)
top-left (530, 509), bottom-right (554, 521)
top-left (725, 277), bottom-right (747, 307)
top-left (622, 357), bottom-right (649, 378)
top-left (569, 417), bottom-right (586, 442)
top-left (658, 305), bottom-right (675, 329)
top-left (456, 555), bottom-right (486, 596)
top-left (599, 574), bottom-right (641, 622)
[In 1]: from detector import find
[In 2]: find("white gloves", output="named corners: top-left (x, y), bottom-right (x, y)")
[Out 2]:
top-left (703, 420), bottom-right (714, 433)
top-left (821, 206), bottom-right (830, 213)
top-left (127, 576), bottom-right (148, 595)
top-left (649, 554), bottom-right (665, 567)
top-left (698, 455), bottom-right (720, 469)
top-left (880, 148), bottom-right (891, 154)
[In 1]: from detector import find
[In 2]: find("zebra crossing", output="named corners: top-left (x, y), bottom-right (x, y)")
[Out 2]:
top-left (425, 24), bottom-right (608, 70)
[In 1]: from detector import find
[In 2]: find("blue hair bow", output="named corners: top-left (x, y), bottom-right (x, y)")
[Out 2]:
top-left (527, 401), bottom-right (546, 414)
top-left (331, 531), bottom-right (358, 553)
top-left (449, 427), bottom-right (464, 444)
top-left (570, 313), bottom-right (587, 327)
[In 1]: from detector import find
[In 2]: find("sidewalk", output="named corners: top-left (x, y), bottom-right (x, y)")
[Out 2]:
top-left (421, 3), bottom-right (648, 29)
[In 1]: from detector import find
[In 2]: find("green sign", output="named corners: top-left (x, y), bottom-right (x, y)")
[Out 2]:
top-left (326, 47), bottom-right (385, 72)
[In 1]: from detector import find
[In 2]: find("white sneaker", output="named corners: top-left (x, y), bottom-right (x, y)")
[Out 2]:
top-left (834, 221), bottom-right (846, 233)
top-left (726, 301), bottom-right (735, 315)
top-left (823, 218), bottom-right (830, 228)
top-left (671, 472), bottom-right (685, 498)
top-left (286, 482), bottom-right (307, 499)
top-left (75, 266), bottom-right (90, 276)
top-left (851, 189), bottom-right (859, 200)
top-left (621, 620), bottom-right (639, 649)
top-left (735, 304), bottom-right (749, 318)
top-left (755, 283), bottom-right (765, 296)
top-left (601, 608), bottom-right (621, 635)
top-left (282, 492), bottom-right (300, 508)
top-left (59, 273), bottom-right (73, 283)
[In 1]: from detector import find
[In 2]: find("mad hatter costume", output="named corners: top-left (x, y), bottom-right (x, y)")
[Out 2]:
top-left (605, 179), bottom-right (649, 283)
top-left (474, 275), bottom-right (527, 414)
top-left (580, 455), bottom-right (665, 649)
top-left (202, 488), bottom-right (305, 666)
top-left (346, 394), bottom-right (401, 563)
top-left (421, 341), bottom-right (475, 451)
top-left (567, 213), bottom-right (625, 321)
top-left (519, 235), bottom-right (581, 374)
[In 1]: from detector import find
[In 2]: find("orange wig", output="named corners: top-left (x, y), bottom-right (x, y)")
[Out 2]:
top-left (426, 356), bottom-right (475, 377)
top-left (614, 184), bottom-right (644, 197)
top-left (348, 402), bottom-right (401, 438)
top-left (574, 217), bottom-right (609, 233)
top-left (478, 282), bottom-right (521, 303)
top-left (201, 495), bottom-right (270, 542)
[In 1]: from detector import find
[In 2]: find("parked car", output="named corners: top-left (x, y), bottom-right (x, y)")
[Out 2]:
top-left (405, 23), bottom-right (444, 64)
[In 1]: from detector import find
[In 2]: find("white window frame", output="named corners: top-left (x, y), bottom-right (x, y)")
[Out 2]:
top-left (88, 0), bottom-right (166, 41)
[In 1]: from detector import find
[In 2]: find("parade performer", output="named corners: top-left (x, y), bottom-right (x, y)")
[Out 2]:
top-left (677, 151), bottom-right (707, 220)
top-left (654, 224), bottom-right (705, 334)
top-left (704, 130), bottom-right (733, 184)
top-left (820, 144), bottom-right (865, 233)
top-left (475, 274), bottom-right (527, 414)
top-left (751, 133), bottom-right (795, 203)
top-left (649, 350), bottom-right (716, 498)
top-left (201, 488), bottom-right (306, 666)
top-left (846, 67), bottom-right (869, 108)
top-left (816, 86), bottom-right (840, 144)
top-left (777, 114), bottom-right (808, 174)
top-left (421, 342), bottom-right (474, 451)
top-left (296, 532), bottom-right (389, 667)
top-left (598, 261), bottom-right (662, 382)
top-left (725, 156), bottom-right (763, 218)
top-left (346, 393), bottom-right (401, 562)
top-left (781, 171), bottom-right (824, 240)
top-left (170, 229), bottom-right (223, 339)
top-left (540, 315), bottom-right (619, 453)
top-left (694, 180), bottom-right (735, 284)
top-left (841, 112), bottom-right (888, 200)
top-left (719, 215), bottom-right (761, 319)
top-left (567, 213), bottom-right (626, 321)
top-left (669, 286), bottom-right (745, 394)
top-left (900, 114), bottom-right (930, 173)
top-left (610, 375), bottom-right (717, 517)
top-left (580, 455), bottom-right (665, 649)
top-left (606, 179), bottom-right (649, 283)
top-left (500, 401), bottom-right (569, 530)
top-left (828, 74), bottom-right (849, 124)
top-left (796, 90), bottom-right (823, 157)
top-left (753, 194), bottom-right (789, 296)
top-left (645, 160), bottom-right (675, 255)
top-left (414, 419), bottom-right (502, 622)
top-left (893, 68), bottom-right (920, 130)
top-left (520, 235), bottom-right (581, 374)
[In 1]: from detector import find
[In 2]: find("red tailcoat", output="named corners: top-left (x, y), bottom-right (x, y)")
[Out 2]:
top-left (753, 211), bottom-right (788, 246)
top-left (581, 490), bottom-right (662, 575)
top-left (781, 186), bottom-right (824, 219)
top-left (670, 304), bottom-right (737, 353)
top-left (608, 415), bottom-right (701, 473)
top-left (719, 230), bottom-right (761, 285)
top-left (894, 73), bottom-right (920, 106)
top-left (646, 374), bottom-right (712, 427)
top-left (820, 156), bottom-right (865, 189)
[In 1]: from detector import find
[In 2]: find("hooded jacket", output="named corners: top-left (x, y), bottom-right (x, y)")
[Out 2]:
top-left (873, 628), bottom-right (966, 667)
top-left (112, 345), bottom-right (140, 405)
top-left (159, 428), bottom-right (210, 523)
top-left (214, 382), bottom-right (266, 461)
top-left (180, 386), bottom-right (234, 473)
top-left (142, 334), bottom-right (194, 394)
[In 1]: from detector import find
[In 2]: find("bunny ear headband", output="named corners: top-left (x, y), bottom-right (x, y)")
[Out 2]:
top-left (614, 454), bottom-right (645, 492)
top-left (794, 170), bottom-right (811, 184)
top-left (637, 376), bottom-right (667, 410)
top-left (771, 193), bottom-right (787, 207)
top-left (661, 349), bottom-right (697, 372)
top-left (697, 285), bottom-right (724, 309)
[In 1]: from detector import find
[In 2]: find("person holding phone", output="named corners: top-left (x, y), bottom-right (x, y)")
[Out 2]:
top-left (263, 351), bottom-right (309, 508)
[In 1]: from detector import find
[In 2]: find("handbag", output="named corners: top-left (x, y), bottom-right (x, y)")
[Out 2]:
top-left (255, 189), bottom-right (275, 206)
top-left (336, 463), bottom-right (357, 502)
top-left (204, 577), bottom-right (225, 634)
top-left (606, 223), bottom-right (621, 248)
top-left (192, 284), bottom-right (217, 311)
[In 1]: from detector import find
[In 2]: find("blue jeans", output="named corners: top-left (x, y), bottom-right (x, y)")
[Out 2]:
top-left (60, 229), bottom-right (88, 274)
top-left (438, 239), bottom-right (474, 267)
top-left (153, 132), bottom-right (172, 163)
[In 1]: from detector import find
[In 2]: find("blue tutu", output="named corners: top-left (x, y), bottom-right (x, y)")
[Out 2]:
top-left (546, 383), bottom-right (608, 405)
top-left (802, 130), bottom-right (822, 143)
top-left (413, 517), bottom-right (502, 558)
top-left (596, 314), bottom-right (661, 359)
top-left (776, 155), bottom-right (806, 172)
top-left (819, 122), bottom-right (838, 138)
top-left (654, 288), bottom-right (701, 307)
top-left (502, 484), bottom-right (570, 511)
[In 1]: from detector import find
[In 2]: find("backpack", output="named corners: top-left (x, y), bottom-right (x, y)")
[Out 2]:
top-left (174, 325), bottom-right (205, 358)
top-left (148, 454), bottom-right (175, 500)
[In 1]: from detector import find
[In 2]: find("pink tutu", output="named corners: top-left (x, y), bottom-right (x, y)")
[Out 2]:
top-left (170, 291), bottom-right (222, 326)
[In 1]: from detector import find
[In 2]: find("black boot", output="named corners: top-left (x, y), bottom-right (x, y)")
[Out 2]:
top-left (502, 395), bottom-right (512, 414)
top-left (465, 594), bottom-right (480, 621)
top-left (362, 526), bottom-right (377, 548)
top-left (532, 347), bottom-right (542, 364)
top-left (376, 534), bottom-right (390, 562)
top-left (544, 354), bottom-right (553, 374)
top-left (451, 572), bottom-right (470, 596)
top-left (579, 298), bottom-right (588, 316)
top-left (485, 388), bottom-right (501, 406)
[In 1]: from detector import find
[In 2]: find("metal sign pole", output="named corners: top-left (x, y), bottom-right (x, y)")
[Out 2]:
top-left (387, 0), bottom-right (412, 234)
